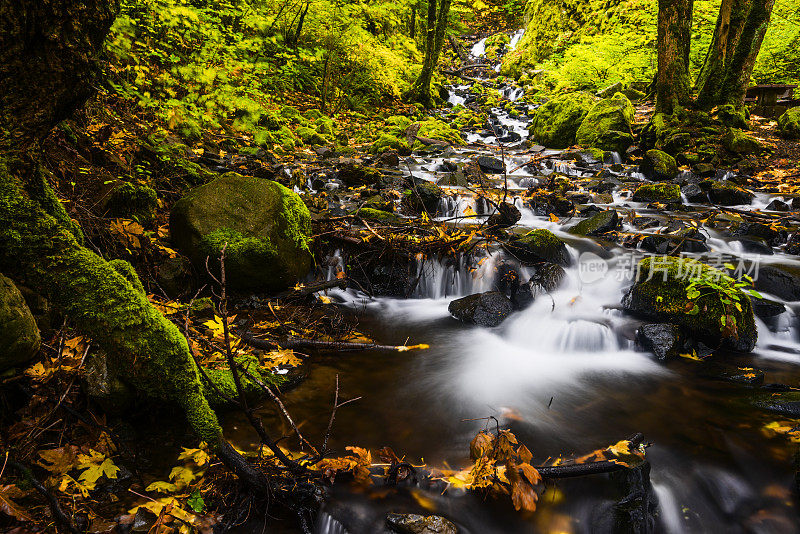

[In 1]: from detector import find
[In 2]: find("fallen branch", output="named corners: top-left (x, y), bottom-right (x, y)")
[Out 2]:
top-left (241, 334), bottom-right (429, 353)
top-left (8, 460), bottom-right (80, 534)
top-left (277, 278), bottom-right (348, 298)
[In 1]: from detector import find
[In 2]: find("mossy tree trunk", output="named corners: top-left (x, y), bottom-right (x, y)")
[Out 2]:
top-left (696, 0), bottom-right (775, 109)
top-left (0, 0), bottom-right (266, 489)
top-left (655, 0), bottom-right (695, 114)
top-left (405, 0), bottom-right (451, 107)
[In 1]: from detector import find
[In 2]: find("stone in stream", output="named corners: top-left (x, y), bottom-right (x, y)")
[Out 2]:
top-left (635, 323), bottom-right (685, 360)
top-left (528, 91), bottom-right (594, 148)
top-left (766, 198), bottom-right (790, 211)
top-left (476, 155), bottom-right (505, 174)
top-left (386, 513), bottom-right (458, 534)
top-left (448, 292), bottom-right (513, 327)
top-left (752, 390), bottom-right (800, 418)
top-left (486, 201), bottom-right (521, 229)
top-left (698, 363), bottom-right (765, 386)
top-left (681, 183), bottom-right (708, 203)
top-left (752, 264), bottom-right (800, 301)
top-left (337, 162), bottom-right (384, 186)
top-left (705, 180), bottom-right (754, 206)
top-left (733, 236), bottom-right (773, 255)
top-left (529, 262), bottom-right (566, 293)
top-left (568, 209), bottom-right (619, 237)
top-left (0, 274), bottom-right (41, 372)
top-left (639, 149), bottom-right (678, 182)
top-left (506, 229), bottom-right (571, 266)
top-left (169, 173), bottom-right (313, 291)
top-left (733, 222), bottom-right (783, 246)
top-left (402, 180), bottom-right (443, 214)
top-left (631, 183), bottom-right (681, 203)
top-left (575, 92), bottom-right (635, 154)
top-left (622, 256), bottom-right (757, 352)
top-left (640, 224), bottom-right (709, 254)
top-left (786, 233), bottom-right (800, 255)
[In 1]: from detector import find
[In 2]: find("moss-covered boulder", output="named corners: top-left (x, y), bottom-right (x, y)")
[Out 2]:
top-left (356, 207), bottom-right (401, 223)
top-left (170, 173), bottom-right (312, 292)
top-left (706, 180), bottom-right (754, 206)
top-left (575, 92), bottom-right (635, 154)
top-left (716, 104), bottom-right (749, 130)
top-left (506, 229), bottom-right (571, 266)
top-left (529, 92), bottom-right (594, 148)
top-left (777, 107), bottom-right (800, 139)
top-left (632, 183), bottom-right (681, 203)
top-left (722, 128), bottom-right (762, 154)
top-left (338, 163), bottom-right (383, 187)
top-left (640, 149), bottom-right (678, 181)
top-left (295, 126), bottom-right (327, 146)
top-left (403, 181), bottom-right (443, 214)
top-left (0, 274), bottom-right (41, 371)
top-left (622, 256), bottom-right (757, 352)
top-left (568, 209), bottom-right (619, 236)
top-left (104, 182), bottom-right (158, 224)
top-left (371, 133), bottom-right (411, 156)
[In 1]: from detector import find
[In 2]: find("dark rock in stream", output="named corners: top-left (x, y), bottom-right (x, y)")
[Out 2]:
top-left (753, 264), bottom-right (800, 301)
top-left (448, 292), bottom-right (513, 327)
top-left (733, 222), bottom-right (783, 246)
top-left (386, 513), bottom-right (457, 534)
top-left (476, 155), bottom-right (505, 174)
top-left (640, 224), bottom-right (708, 254)
top-left (529, 262), bottom-right (567, 293)
top-left (486, 202), bottom-right (521, 229)
top-left (639, 149), bottom-right (678, 181)
top-left (766, 198), bottom-right (791, 211)
top-left (403, 181), bottom-right (443, 214)
top-left (706, 180), bottom-right (754, 206)
top-left (507, 229), bottom-right (572, 266)
top-left (786, 233), bottom-right (800, 256)
top-left (568, 209), bottom-right (619, 237)
top-left (682, 183), bottom-right (708, 203)
top-left (590, 462), bottom-right (659, 534)
top-left (698, 363), bottom-right (765, 386)
top-left (636, 323), bottom-right (685, 360)
top-left (734, 236), bottom-right (773, 255)
top-left (753, 391), bottom-right (800, 418)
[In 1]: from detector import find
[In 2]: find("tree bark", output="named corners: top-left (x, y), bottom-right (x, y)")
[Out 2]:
top-left (655, 0), bottom-right (695, 114)
top-left (696, 0), bottom-right (775, 108)
top-left (404, 0), bottom-right (451, 107)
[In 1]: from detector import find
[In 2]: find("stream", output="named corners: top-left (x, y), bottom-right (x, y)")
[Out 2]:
top-left (227, 31), bottom-right (800, 533)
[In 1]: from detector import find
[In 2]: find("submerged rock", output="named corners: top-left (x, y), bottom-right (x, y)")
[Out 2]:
top-left (506, 229), bottom-right (571, 266)
top-left (170, 173), bottom-right (312, 292)
top-left (636, 323), bottom-right (685, 360)
top-left (0, 274), bottom-right (41, 372)
top-left (777, 107), bottom-right (800, 139)
top-left (448, 292), bottom-right (513, 327)
top-left (386, 513), bottom-right (458, 534)
top-left (575, 92), bottom-right (635, 154)
top-left (528, 92), bottom-right (594, 148)
top-left (622, 256), bottom-right (757, 352)
top-left (568, 209), bottom-right (619, 236)
top-left (639, 149), bottom-right (678, 181)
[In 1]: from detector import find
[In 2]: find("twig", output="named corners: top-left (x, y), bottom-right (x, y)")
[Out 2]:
top-left (8, 460), bottom-right (80, 534)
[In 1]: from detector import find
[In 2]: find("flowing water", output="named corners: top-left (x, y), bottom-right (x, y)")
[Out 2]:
top-left (227, 31), bottom-right (800, 533)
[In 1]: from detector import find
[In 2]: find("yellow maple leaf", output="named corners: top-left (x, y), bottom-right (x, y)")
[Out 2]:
top-left (265, 349), bottom-right (302, 368)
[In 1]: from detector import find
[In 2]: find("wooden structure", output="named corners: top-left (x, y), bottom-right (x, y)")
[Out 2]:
top-left (745, 84), bottom-right (797, 106)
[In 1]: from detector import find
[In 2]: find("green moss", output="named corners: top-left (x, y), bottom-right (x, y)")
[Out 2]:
top-left (722, 128), bottom-right (763, 154)
top-left (507, 228), bottom-right (571, 266)
top-left (202, 354), bottom-right (283, 406)
top-left (632, 183), bottom-right (681, 203)
top-left (716, 104), bottom-right (749, 130)
top-left (413, 119), bottom-right (464, 148)
top-left (370, 133), bottom-right (411, 155)
top-left (575, 92), bottom-right (635, 153)
top-left (529, 92), bottom-right (594, 148)
top-left (108, 259), bottom-right (145, 295)
top-left (623, 256), bottom-right (757, 352)
top-left (403, 181), bottom-right (443, 213)
top-left (777, 107), bottom-right (800, 139)
top-left (641, 149), bottom-right (678, 181)
top-left (295, 126), bottom-right (327, 146)
top-left (356, 207), bottom-right (400, 222)
top-left (105, 181), bottom-right (158, 224)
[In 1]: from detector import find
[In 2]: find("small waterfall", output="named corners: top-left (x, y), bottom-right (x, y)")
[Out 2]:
top-left (411, 252), bottom-right (504, 299)
top-left (314, 511), bottom-right (348, 534)
top-left (652, 482), bottom-right (685, 534)
top-left (470, 37), bottom-right (487, 57)
top-left (508, 28), bottom-right (525, 50)
top-left (437, 195), bottom-right (475, 219)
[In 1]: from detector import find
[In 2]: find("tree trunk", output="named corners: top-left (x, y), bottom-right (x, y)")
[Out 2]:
top-left (655, 0), bottom-right (695, 114)
top-left (698, 0), bottom-right (775, 108)
top-left (0, 0), bottom-right (267, 490)
top-left (405, 0), bottom-right (451, 107)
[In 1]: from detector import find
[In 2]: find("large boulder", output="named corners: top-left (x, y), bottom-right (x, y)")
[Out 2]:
top-left (506, 229), bottom-right (571, 266)
top-left (777, 107), bottom-right (800, 139)
top-left (568, 209), bottom-right (619, 236)
top-left (170, 173), bottom-right (312, 292)
top-left (528, 92), bottom-right (594, 148)
top-left (752, 263), bottom-right (800, 301)
top-left (448, 292), bottom-right (513, 327)
top-left (575, 92), bottom-right (635, 154)
top-left (722, 128), bottom-right (762, 154)
top-left (622, 256), bottom-right (757, 352)
top-left (636, 323), bottom-right (685, 360)
top-left (632, 183), bottom-right (681, 203)
top-left (0, 274), bottom-right (41, 371)
top-left (639, 150), bottom-right (678, 181)
top-left (706, 180), bottom-right (754, 206)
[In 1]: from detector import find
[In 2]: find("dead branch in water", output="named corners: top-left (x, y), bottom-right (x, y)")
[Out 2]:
top-left (240, 334), bottom-right (429, 353)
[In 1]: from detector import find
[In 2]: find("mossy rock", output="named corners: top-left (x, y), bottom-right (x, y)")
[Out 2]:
top-left (777, 107), bottom-right (800, 139)
top-left (403, 181), bottom-right (443, 214)
top-left (640, 149), bottom-right (678, 181)
top-left (362, 194), bottom-right (394, 213)
top-left (0, 274), bottom-right (41, 372)
top-left (279, 106), bottom-right (306, 125)
top-left (295, 126), bottom-right (327, 146)
top-left (632, 183), bottom-right (681, 203)
top-left (355, 208), bottom-right (400, 223)
top-left (414, 119), bottom-right (464, 148)
top-left (170, 173), bottom-right (312, 292)
top-left (338, 164), bottom-right (383, 187)
top-left (303, 109), bottom-right (325, 121)
top-left (104, 182), bottom-right (158, 224)
top-left (705, 180), bottom-right (754, 206)
top-left (622, 256), bottom-right (757, 352)
top-left (529, 92), bottom-right (594, 148)
top-left (722, 128), bottom-right (762, 154)
top-left (506, 229), bottom-right (571, 266)
top-left (568, 209), bottom-right (619, 236)
top-left (716, 104), bottom-right (749, 130)
top-left (371, 133), bottom-right (411, 156)
top-left (575, 92), bottom-right (635, 154)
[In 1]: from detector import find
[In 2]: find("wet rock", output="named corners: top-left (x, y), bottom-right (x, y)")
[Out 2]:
top-left (169, 173), bottom-right (312, 292)
top-left (448, 292), bottom-right (513, 327)
top-left (632, 183), bottom-right (681, 203)
top-left (639, 149), bottom-right (678, 181)
top-left (663, 132), bottom-right (692, 154)
top-left (0, 274), bottom-right (41, 372)
top-left (575, 92), bottom-right (635, 154)
top-left (753, 264), bottom-right (800, 301)
top-left (357, 208), bottom-right (400, 223)
top-left (338, 163), bottom-right (383, 186)
top-left (85, 351), bottom-right (134, 414)
top-left (682, 183), bottom-right (708, 203)
top-left (786, 233), bottom-right (800, 255)
top-left (531, 194), bottom-right (574, 216)
top-left (733, 222), bottom-right (782, 246)
top-left (363, 194), bottom-right (395, 213)
top-left (386, 513), bottom-right (457, 534)
top-left (722, 128), bottom-right (762, 154)
top-left (699, 363), bottom-right (764, 386)
top-left (752, 391), bottom-right (800, 417)
top-left (528, 92), bottom-right (594, 148)
top-left (734, 236), bottom-right (773, 255)
top-left (751, 294), bottom-right (786, 319)
top-left (477, 155), bottom-right (504, 174)
top-left (636, 323), bottom-right (685, 360)
top-left (403, 181), bottom-right (443, 214)
top-left (377, 150), bottom-right (401, 167)
top-left (507, 229), bottom-right (571, 266)
top-left (486, 202), bottom-right (521, 229)
top-left (568, 209), bottom-right (619, 236)
top-left (706, 180), bottom-right (754, 206)
top-left (766, 199), bottom-right (790, 211)
top-left (777, 107), bottom-right (800, 139)
top-left (622, 256), bottom-right (757, 352)
top-left (529, 262), bottom-right (566, 292)
top-left (692, 163), bottom-right (716, 176)
top-left (633, 217), bottom-right (660, 229)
